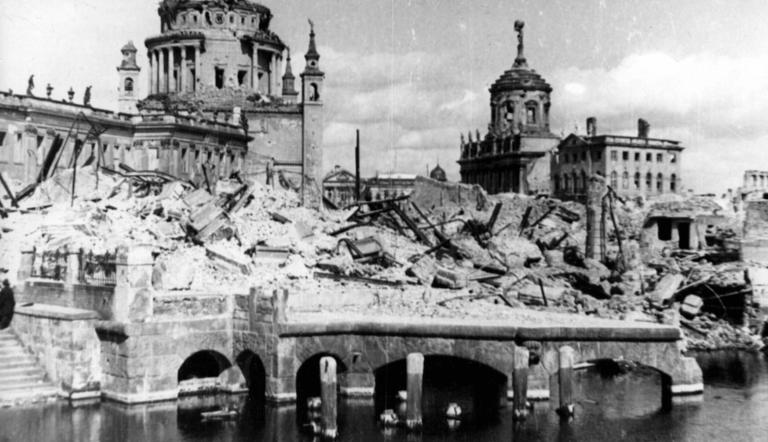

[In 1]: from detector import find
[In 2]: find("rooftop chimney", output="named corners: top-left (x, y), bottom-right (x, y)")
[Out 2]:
top-left (638, 118), bottom-right (650, 138)
top-left (586, 117), bottom-right (597, 137)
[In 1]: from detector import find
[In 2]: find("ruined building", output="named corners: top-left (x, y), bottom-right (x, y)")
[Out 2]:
top-left (553, 118), bottom-right (684, 201)
top-left (0, 0), bottom-right (324, 207)
top-left (458, 21), bottom-right (559, 195)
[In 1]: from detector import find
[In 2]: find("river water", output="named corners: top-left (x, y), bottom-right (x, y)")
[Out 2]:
top-left (1, 351), bottom-right (766, 441)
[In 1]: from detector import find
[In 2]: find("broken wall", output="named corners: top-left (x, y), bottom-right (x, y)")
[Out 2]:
top-left (742, 200), bottom-right (768, 263)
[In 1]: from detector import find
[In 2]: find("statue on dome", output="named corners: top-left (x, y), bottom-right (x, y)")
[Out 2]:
top-left (514, 20), bottom-right (526, 67)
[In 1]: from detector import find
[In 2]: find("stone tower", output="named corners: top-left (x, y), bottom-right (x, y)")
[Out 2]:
top-left (300, 20), bottom-right (325, 209)
top-left (117, 41), bottom-right (141, 114)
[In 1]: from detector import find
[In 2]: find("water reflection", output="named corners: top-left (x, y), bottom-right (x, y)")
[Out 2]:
top-left (1, 351), bottom-right (767, 441)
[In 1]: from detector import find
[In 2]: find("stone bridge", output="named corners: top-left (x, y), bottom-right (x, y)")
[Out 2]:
top-left (92, 288), bottom-right (701, 404)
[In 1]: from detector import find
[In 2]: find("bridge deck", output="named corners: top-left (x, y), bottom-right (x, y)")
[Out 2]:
top-left (281, 310), bottom-right (681, 341)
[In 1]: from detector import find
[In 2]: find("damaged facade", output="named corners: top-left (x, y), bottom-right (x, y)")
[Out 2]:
top-left (641, 198), bottom-right (729, 252)
top-left (554, 118), bottom-right (684, 201)
top-left (458, 21), bottom-right (559, 195)
top-left (1, 0), bottom-right (325, 207)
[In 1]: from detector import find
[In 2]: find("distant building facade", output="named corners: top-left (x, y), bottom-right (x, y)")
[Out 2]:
top-left (553, 118), bottom-right (684, 200)
top-left (323, 165), bottom-right (359, 208)
top-left (458, 21), bottom-right (559, 195)
top-left (1, 0), bottom-right (326, 207)
top-left (365, 173), bottom-right (416, 201)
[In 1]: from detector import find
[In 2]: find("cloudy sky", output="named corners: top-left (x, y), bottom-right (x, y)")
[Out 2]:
top-left (1, 0), bottom-right (767, 193)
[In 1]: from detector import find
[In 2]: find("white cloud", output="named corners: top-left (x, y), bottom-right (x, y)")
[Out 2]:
top-left (550, 51), bottom-right (768, 193)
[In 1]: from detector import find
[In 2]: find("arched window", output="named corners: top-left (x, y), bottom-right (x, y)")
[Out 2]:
top-left (656, 173), bottom-right (664, 193)
top-left (124, 77), bottom-right (134, 93)
top-left (646, 172), bottom-right (652, 190)
top-left (622, 171), bottom-right (629, 189)
top-left (309, 83), bottom-right (320, 101)
top-left (610, 171), bottom-right (618, 189)
top-left (564, 174), bottom-right (570, 193)
top-left (670, 173), bottom-right (677, 192)
top-left (525, 101), bottom-right (537, 125)
top-left (634, 172), bottom-right (640, 190)
top-left (572, 171), bottom-right (579, 193)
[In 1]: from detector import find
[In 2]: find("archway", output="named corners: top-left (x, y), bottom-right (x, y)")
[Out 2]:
top-left (177, 350), bottom-right (232, 383)
top-left (559, 358), bottom-right (673, 418)
top-left (374, 355), bottom-right (507, 427)
top-left (236, 350), bottom-right (266, 400)
top-left (295, 353), bottom-right (347, 424)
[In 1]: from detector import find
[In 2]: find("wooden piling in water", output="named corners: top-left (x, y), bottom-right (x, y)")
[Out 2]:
top-left (406, 353), bottom-right (424, 430)
top-left (320, 357), bottom-right (338, 438)
top-left (512, 345), bottom-right (529, 421)
top-left (556, 346), bottom-right (575, 419)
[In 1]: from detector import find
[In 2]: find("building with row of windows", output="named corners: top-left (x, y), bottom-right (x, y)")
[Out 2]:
top-left (552, 118), bottom-right (684, 200)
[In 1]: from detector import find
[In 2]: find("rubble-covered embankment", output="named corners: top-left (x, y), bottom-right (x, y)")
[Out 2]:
top-left (0, 167), bottom-right (763, 352)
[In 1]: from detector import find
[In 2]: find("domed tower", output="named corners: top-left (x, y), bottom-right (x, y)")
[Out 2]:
top-left (488, 20), bottom-right (552, 137)
top-left (429, 164), bottom-right (447, 182)
top-left (117, 41), bottom-right (141, 114)
top-left (145, 0), bottom-right (285, 98)
top-left (458, 20), bottom-right (560, 195)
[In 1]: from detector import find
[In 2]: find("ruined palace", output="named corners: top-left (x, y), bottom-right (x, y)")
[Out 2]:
top-left (458, 21), bottom-right (560, 195)
top-left (0, 0), bottom-right (325, 206)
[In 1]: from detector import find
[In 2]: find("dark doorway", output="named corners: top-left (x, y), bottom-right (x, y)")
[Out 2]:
top-left (215, 67), bottom-right (225, 89)
top-left (678, 222), bottom-right (691, 249)
top-left (236, 351), bottom-right (266, 400)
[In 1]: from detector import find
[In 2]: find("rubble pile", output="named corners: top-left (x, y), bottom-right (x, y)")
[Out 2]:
top-left (0, 168), bottom-right (762, 352)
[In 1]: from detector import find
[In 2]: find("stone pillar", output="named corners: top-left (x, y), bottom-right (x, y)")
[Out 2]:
top-left (179, 46), bottom-right (187, 92)
top-left (112, 245), bottom-right (154, 322)
top-left (275, 55), bottom-right (282, 93)
top-left (168, 46), bottom-right (176, 92)
top-left (21, 125), bottom-right (38, 183)
top-left (154, 50), bottom-right (160, 94)
top-left (148, 52), bottom-right (154, 94)
top-left (586, 174), bottom-right (606, 260)
top-left (250, 44), bottom-right (256, 89)
top-left (194, 45), bottom-right (202, 92)
top-left (159, 48), bottom-right (167, 93)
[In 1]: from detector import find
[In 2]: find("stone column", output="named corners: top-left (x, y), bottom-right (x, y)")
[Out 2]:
top-left (268, 53), bottom-right (275, 95)
top-left (194, 45), bottom-right (202, 92)
top-left (250, 44), bottom-right (255, 89)
top-left (168, 46), bottom-right (176, 92)
top-left (586, 174), bottom-right (606, 260)
top-left (148, 52), bottom-right (154, 94)
top-left (154, 50), bottom-right (160, 94)
top-left (21, 125), bottom-right (38, 183)
top-left (179, 46), bottom-right (187, 92)
top-left (275, 54), bottom-right (282, 93)
top-left (159, 48), bottom-right (167, 93)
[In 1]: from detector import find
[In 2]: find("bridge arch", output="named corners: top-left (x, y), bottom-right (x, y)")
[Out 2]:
top-left (177, 349), bottom-right (232, 383)
top-left (236, 350), bottom-right (267, 399)
top-left (295, 352), bottom-right (348, 413)
top-left (571, 358), bottom-right (673, 412)
top-left (373, 354), bottom-right (508, 421)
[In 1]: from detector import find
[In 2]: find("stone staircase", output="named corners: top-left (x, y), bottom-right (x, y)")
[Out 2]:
top-left (0, 328), bottom-right (58, 405)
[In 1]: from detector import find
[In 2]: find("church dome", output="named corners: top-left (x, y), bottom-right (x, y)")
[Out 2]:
top-left (489, 67), bottom-right (552, 94)
top-left (429, 164), bottom-right (447, 182)
top-left (160, 0), bottom-right (271, 14)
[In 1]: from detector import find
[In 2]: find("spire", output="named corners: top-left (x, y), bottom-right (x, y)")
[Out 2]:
top-left (282, 48), bottom-right (298, 102)
top-left (513, 20), bottom-right (527, 68)
top-left (303, 18), bottom-right (321, 73)
top-left (283, 49), bottom-right (295, 80)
